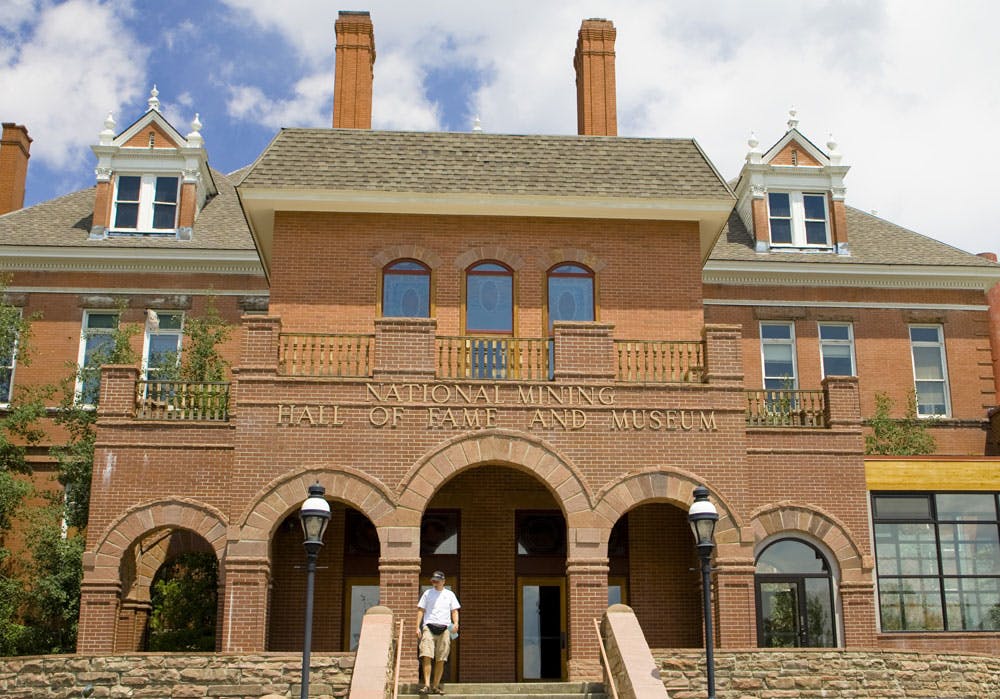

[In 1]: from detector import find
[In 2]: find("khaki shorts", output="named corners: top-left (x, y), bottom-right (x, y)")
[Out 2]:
top-left (419, 625), bottom-right (451, 661)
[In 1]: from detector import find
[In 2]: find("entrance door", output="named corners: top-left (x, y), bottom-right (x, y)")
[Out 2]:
top-left (517, 577), bottom-right (566, 681)
top-left (756, 576), bottom-right (836, 647)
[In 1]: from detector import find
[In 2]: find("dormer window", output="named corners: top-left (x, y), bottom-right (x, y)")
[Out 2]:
top-left (767, 191), bottom-right (830, 247)
top-left (112, 175), bottom-right (179, 232)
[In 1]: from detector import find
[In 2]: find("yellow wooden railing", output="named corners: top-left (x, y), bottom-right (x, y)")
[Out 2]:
top-left (746, 389), bottom-right (827, 428)
top-left (614, 340), bottom-right (704, 383)
top-left (436, 336), bottom-right (550, 380)
top-left (135, 381), bottom-right (230, 421)
top-left (279, 333), bottom-right (375, 377)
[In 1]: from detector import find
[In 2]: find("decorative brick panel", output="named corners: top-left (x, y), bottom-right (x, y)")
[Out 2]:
top-left (553, 321), bottom-right (615, 381)
top-left (97, 365), bottom-right (139, 419)
top-left (704, 324), bottom-right (743, 386)
top-left (823, 375), bottom-right (861, 428)
top-left (374, 317), bottom-right (437, 380)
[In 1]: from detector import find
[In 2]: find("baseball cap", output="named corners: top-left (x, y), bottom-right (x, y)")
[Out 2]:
top-left (430, 570), bottom-right (446, 581)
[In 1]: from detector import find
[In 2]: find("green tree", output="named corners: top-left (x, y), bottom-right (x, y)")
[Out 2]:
top-left (865, 392), bottom-right (936, 456)
top-left (147, 551), bottom-right (218, 651)
top-left (179, 299), bottom-right (231, 383)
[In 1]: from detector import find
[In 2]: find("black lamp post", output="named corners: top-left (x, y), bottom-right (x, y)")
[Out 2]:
top-left (299, 483), bottom-right (331, 699)
top-left (688, 484), bottom-right (719, 699)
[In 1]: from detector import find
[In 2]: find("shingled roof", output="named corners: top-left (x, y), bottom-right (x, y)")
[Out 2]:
top-left (710, 206), bottom-right (998, 268)
top-left (0, 168), bottom-right (254, 250)
top-left (239, 128), bottom-right (733, 200)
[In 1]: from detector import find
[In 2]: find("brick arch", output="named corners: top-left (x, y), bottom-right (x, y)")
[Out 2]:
top-left (594, 468), bottom-right (744, 546)
top-left (539, 247), bottom-right (608, 273)
top-left (454, 245), bottom-right (526, 271)
top-left (372, 244), bottom-right (442, 270)
top-left (236, 466), bottom-right (396, 544)
top-left (749, 501), bottom-right (869, 580)
top-left (126, 530), bottom-right (216, 602)
top-left (91, 498), bottom-right (228, 582)
top-left (396, 431), bottom-right (593, 525)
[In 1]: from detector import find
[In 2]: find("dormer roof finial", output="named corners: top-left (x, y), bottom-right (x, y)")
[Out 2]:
top-left (787, 106), bottom-right (798, 131)
top-left (472, 115), bottom-right (482, 133)
top-left (746, 130), bottom-right (762, 164)
top-left (99, 112), bottom-right (116, 145)
top-left (827, 133), bottom-right (842, 165)
top-left (148, 85), bottom-right (160, 112)
top-left (186, 113), bottom-right (204, 148)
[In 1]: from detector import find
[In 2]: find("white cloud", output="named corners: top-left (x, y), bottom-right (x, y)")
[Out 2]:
top-left (0, 0), bottom-right (148, 170)
top-left (227, 71), bottom-right (331, 129)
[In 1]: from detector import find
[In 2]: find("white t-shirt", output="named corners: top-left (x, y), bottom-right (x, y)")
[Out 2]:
top-left (418, 587), bottom-right (461, 627)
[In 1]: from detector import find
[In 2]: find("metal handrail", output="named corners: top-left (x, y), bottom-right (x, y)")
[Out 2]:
top-left (391, 619), bottom-right (404, 699)
top-left (593, 618), bottom-right (620, 699)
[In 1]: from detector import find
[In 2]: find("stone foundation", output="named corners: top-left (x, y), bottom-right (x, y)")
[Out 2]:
top-left (0, 653), bottom-right (354, 699)
top-left (653, 649), bottom-right (999, 699)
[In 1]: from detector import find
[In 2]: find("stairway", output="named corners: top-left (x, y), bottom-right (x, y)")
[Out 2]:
top-left (397, 682), bottom-right (607, 699)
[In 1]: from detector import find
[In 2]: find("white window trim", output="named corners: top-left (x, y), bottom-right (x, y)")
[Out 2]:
top-left (1, 308), bottom-right (20, 406)
top-left (141, 310), bottom-right (184, 380)
top-left (908, 324), bottom-right (951, 418)
top-left (760, 321), bottom-right (799, 390)
top-left (818, 322), bottom-right (856, 378)
top-left (768, 190), bottom-right (831, 248)
top-left (76, 310), bottom-right (119, 406)
top-left (110, 173), bottom-right (180, 233)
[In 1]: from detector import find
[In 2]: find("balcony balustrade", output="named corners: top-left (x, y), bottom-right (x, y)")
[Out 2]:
top-left (614, 339), bottom-right (704, 383)
top-left (279, 332), bottom-right (375, 377)
top-left (135, 380), bottom-right (230, 421)
top-left (435, 336), bottom-right (551, 380)
top-left (746, 389), bottom-right (827, 428)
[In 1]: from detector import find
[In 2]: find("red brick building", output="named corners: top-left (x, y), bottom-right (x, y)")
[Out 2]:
top-left (1, 10), bottom-right (998, 682)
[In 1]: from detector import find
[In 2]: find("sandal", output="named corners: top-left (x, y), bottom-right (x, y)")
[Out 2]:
top-left (431, 688), bottom-right (445, 695)
top-left (418, 687), bottom-right (431, 695)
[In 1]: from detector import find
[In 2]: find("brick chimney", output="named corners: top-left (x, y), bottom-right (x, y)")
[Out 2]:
top-left (333, 10), bottom-right (376, 129)
top-left (574, 18), bottom-right (617, 136)
top-left (0, 123), bottom-right (32, 215)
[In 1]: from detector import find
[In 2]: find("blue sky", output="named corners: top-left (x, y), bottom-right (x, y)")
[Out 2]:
top-left (2, 0), bottom-right (999, 257)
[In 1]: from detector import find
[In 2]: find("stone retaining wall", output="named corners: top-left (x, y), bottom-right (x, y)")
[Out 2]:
top-left (653, 649), bottom-right (999, 699)
top-left (0, 653), bottom-right (354, 698)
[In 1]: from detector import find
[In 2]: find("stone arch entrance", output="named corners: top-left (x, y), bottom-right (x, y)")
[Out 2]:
top-left (77, 499), bottom-right (227, 654)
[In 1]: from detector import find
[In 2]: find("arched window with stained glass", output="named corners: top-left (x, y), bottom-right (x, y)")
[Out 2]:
top-left (382, 259), bottom-right (431, 318)
top-left (546, 263), bottom-right (594, 331)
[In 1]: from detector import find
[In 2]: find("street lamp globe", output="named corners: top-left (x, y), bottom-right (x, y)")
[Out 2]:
top-left (300, 482), bottom-right (331, 547)
top-left (688, 484), bottom-right (719, 549)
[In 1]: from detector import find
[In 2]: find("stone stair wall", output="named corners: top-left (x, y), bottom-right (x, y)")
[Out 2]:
top-left (0, 653), bottom-right (354, 699)
top-left (653, 649), bottom-right (1000, 699)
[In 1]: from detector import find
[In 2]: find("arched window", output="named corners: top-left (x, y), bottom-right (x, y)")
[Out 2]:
top-left (547, 263), bottom-right (594, 330)
top-left (755, 538), bottom-right (837, 648)
top-left (382, 259), bottom-right (430, 318)
top-left (465, 261), bottom-right (513, 333)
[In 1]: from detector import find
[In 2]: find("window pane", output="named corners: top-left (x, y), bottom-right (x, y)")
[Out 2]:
top-left (388, 260), bottom-right (427, 272)
top-left (383, 273), bottom-right (430, 317)
top-left (875, 522), bottom-right (938, 575)
top-left (156, 313), bottom-right (184, 331)
top-left (420, 511), bottom-right (458, 555)
top-left (819, 324), bottom-right (850, 341)
top-left (768, 192), bottom-right (790, 218)
top-left (915, 381), bottom-right (947, 415)
top-left (470, 262), bottom-right (508, 273)
top-left (154, 177), bottom-right (178, 203)
top-left (0, 368), bottom-right (11, 402)
top-left (467, 273), bottom-right (513, 332)
top-left (152, 203), bottom-right (176, 229)
top-left (516, 513), bottom-right (566, 556)
top-left (548, 275), bottom-right (594, 327)
top-left (910, 327), bottom-right (941, 343)
top-left (804, 577), bottom-right (836, 647)
top-left (763, 344), bottom-right (794, 377)
top-left (821, 344), bottom-right (853, 376)
top-left (114, 202), bottom-right (139, 229)
top-left (944, 577), bottom-right (1000, 631)
top-left (874, 495), bottom-right (931, 519)
top-left (939, 523), bottom-right (999, 575)
top-left (803, 194), bottom-right (826, 220)
top-left (756, 539), bottom-right (829, 574)
top-left (86, 313), bottom-right (118, 330)
top-left (912, 346), bottom-right (944, 380)
top-left (936, 494), bottom-right (997, 521)
top-left (879, 578), bottom-right (943, 630)
top-left (552, 263), bottom-right (588, 274)
top-left (117, 176), bottom-right (140, 201)
top-left (805, 220), bottom-right (828, 245)
top-left (769, 219), bottom-right (792, 244)
top-left (761, 323), bottom-right (792, 340)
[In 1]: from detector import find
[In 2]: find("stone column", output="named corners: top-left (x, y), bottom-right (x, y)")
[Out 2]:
top-left (373, 317), bottom-right (437, 380)
top-left (76, 578), bottom-right (122, 654)
top-left (552, 321), bottom-right (616, 381)
top-left (566, 557), bottom-right (609, 681)
top-left (219, 552), bottom-right (271, 652)
top-left (703, 324), bottom-right (743, 386)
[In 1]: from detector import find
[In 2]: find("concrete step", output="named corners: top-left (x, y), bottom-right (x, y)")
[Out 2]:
top-left (398, 682), bottom-right (606, 698)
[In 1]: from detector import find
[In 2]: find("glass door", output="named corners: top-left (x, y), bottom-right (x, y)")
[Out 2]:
top-left (757, 578), bottom-right (803, 647)
top-left (517, 577), bottom-right (566, 680)
top-left (343, 577), bottom-right (379, 651)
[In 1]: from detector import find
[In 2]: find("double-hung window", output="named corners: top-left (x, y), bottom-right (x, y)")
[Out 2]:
top-left (760, 322), bottom-right (798, 390)
top-left (78, 311), bottom-right (118, 405)
top-left (768, 192), bottom-right (830, 247)
top-left (112, 174), bottom-right (179, 232)
top-left (818, 322), bottom-right (856, 377)
top-left (0, 309), bottom-right (19, 404)
top-left (909, 325), bottom-right (950, 417)
top-left (143, 311), bottom-right (183, 381)
top-left (872, 492), bottom-right (999, 631)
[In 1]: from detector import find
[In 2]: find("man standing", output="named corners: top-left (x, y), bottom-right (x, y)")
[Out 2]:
top-left (415, 570), bottom-right (460, 694)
